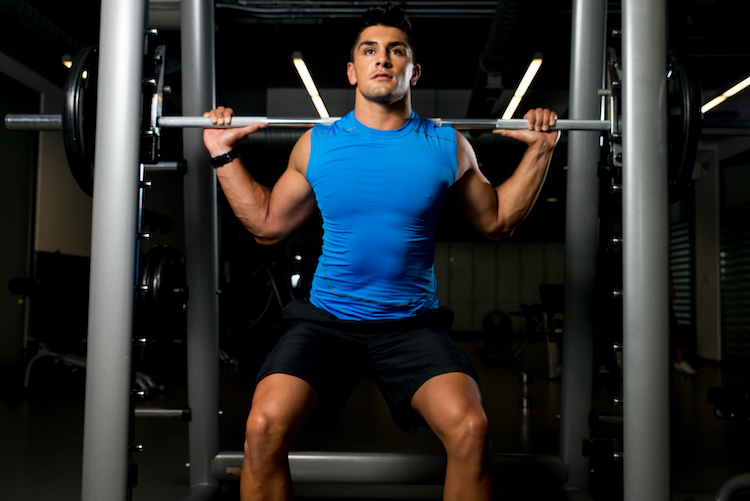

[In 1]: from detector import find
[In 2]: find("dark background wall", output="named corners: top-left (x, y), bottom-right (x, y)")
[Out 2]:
top-left (0, 73), bottom-right (38, 382)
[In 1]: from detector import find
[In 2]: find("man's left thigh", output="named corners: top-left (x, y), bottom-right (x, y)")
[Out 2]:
top-left (410, 372), bottom-right (486, 435)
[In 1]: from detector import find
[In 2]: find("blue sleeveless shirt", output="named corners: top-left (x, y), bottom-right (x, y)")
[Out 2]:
top-left (305, 111), bottom-right (457, 320)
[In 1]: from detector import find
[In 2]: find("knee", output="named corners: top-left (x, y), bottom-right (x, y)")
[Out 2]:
top-left (443, 408), bottom-right (491, 460)
top-left (243, 409), bottom-right (290, 461)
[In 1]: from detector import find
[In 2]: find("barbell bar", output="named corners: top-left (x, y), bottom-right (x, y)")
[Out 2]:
top-left (161, 116), bottom-right (613, 131)
top-left (8, 112), bottom-right (747, 135)
top-left (5, 114), bottom-right (613, 131)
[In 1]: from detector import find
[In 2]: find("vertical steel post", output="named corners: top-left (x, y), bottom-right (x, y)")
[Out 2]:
top-left (559, 0), bottom-right (606, 496)
top-left (622, 0), bottom-right (671, 499)
top-left (80, 0), bottom-right (146, 499)
top-left (180, 0), bottom-right (221, 498)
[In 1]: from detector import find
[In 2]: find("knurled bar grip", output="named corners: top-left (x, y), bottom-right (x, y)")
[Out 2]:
top-left (5, 113), bottom-right (612, 131)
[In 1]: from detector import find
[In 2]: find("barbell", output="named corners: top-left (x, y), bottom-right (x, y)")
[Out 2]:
top-left (5, 113), bottom-right (613, 131)
top-left (4, 44), bottom-right (703, 202)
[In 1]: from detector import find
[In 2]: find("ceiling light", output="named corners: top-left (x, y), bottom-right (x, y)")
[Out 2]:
top-left (292, 51), bottom-right (329, 118)
top-left (62, 54), bottom-right (72, 69)
top-left (502, 54), bottom-right (543, 120)
top-left (702, 75), bottom-right (750, 114)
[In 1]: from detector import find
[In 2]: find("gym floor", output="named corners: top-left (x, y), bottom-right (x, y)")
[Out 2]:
top-left (2, 333), bottom-right (749, 501)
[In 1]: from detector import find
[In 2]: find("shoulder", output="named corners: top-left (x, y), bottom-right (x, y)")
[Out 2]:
top-left (310, 113), bottom-right (355, 138)
top-left (411, 114), bottom-right (449, 134)
top-left (290, 116), bottom-right (352, 177)
top-left (407, 115), bottom-right (459, 153)
top-left (289, 129), bottom-right (313, 175)
top-left (454, 129), bottom-right (480, 180)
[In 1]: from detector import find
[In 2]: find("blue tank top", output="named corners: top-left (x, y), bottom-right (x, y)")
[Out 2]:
top-left (305, 111), bottom-right (457, 320)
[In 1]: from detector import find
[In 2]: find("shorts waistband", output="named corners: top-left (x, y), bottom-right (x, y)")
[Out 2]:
top-left (282, 299), bottom-right (454, 334)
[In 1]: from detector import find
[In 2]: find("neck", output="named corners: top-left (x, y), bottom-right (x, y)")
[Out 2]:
top-left (352, 90), bottom-right (413, 130)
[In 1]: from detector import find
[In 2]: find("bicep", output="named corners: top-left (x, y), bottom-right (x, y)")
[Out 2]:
top-left (454, 131), bottom-right (504, 238)
top-left (268, 168), bottom-right (316, 219)
top-left (263, 131), bottom-right (317, 240)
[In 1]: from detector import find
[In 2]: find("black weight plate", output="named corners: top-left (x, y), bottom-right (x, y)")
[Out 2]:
top-left (137, 245), bottom-right (187, 333)
top-left (667, 51), bottom-right (702, 204)
top-left (136, 245), bottom-right (158, 330)
top-left (62, 46), bottom-right (98, 197)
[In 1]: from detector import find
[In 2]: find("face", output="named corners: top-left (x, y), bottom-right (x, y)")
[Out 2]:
top-left (347, 25), bottom-right (421, 104)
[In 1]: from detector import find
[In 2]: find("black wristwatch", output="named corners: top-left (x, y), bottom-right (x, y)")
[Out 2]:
top-left (210, 148), bottom-right (240, 167)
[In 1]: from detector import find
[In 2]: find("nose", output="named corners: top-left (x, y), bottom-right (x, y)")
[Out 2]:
top-left (376, 52), bottom-right (391, 67)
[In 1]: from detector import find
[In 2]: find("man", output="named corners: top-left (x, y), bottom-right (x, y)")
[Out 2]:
top-left (203, 3), bottom-right (559, 500)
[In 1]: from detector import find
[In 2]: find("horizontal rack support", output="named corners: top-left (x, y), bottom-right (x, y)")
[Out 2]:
top-left (211, 451), bottom-right (568, 486)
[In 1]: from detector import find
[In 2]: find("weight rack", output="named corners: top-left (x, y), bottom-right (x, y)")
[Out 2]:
top-left (3, 1), bottom-right (675, 500)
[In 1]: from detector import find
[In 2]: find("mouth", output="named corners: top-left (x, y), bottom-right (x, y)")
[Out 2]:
top-left (372, 72), bottom-right (392, 80)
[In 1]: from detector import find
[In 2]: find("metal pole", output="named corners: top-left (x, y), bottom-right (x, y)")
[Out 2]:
top-left (80, 0), bottom-right (146, 499)
top-left (622, 0), bottom-right (671, 500)
top-left (179, 0), bottom-right (221, 498)
top-left (559, 0), bottom-right (606, 497)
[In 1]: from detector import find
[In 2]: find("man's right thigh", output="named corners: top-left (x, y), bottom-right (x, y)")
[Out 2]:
top-left (248, 373), bottom-right (321, 437)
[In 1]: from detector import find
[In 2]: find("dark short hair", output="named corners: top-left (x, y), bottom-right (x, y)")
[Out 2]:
top-left (350, 2), bottom-right (415, 62)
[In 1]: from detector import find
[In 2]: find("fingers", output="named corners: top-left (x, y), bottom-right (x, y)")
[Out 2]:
top-left (523, 108), bottom-right (557, 132)
top-left (202, 107), bottom-right (268, 156)
top-left (491, 108), bottom-right (560, 147)
top-left (203, 106), bottom-right (235, 125)
top-left (202, 107), bottom-right (267, 132)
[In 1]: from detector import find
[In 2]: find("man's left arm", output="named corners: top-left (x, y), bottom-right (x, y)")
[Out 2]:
top-left (454, 108), bottom-right (560, 241)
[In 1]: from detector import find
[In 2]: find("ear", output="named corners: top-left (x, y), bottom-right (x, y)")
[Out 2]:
top-left (346, 62), bottom-right (357, 86)
top-left (410, 63), bottom-right (422, 86)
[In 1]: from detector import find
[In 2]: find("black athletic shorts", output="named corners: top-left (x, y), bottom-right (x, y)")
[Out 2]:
top-left (256, 299), bottom-right (479, 433)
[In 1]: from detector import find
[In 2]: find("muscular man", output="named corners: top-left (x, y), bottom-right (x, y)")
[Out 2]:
top-left (203, 3), bottom-right (559, 500)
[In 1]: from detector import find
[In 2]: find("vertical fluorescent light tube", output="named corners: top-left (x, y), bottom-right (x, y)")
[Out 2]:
top-left (502, 55), bottom-right (543, 119)
top-left (292, 51), bottom-right (329, 118)
top-left (702, 74), bottom-right (750, 114)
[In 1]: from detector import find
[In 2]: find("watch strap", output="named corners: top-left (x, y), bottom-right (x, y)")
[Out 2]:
top-left (210, 148), bottom-right (240, 167)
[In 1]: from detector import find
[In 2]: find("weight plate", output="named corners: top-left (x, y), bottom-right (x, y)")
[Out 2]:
top-left (667, 51), bottom-right (702, 204)
top-left (137, 245), bottom-right (187, 335)
top-left (62, 46), bottom-right (98, 197)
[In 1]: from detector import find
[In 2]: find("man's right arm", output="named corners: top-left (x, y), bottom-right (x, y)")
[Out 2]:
top-left (203, 107), bottom-right (317, 245)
